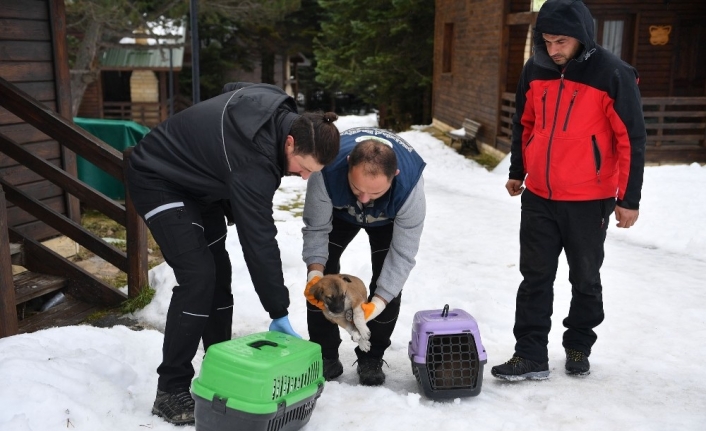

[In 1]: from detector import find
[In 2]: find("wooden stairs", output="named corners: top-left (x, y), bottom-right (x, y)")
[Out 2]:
top-left (3, 232), bottom-right (125, 335)
top-left (0, 77), bottom-right (149, 339)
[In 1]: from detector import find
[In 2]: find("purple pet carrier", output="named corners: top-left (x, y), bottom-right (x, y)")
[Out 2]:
top-left (408, 305), bottom-right (487, 399)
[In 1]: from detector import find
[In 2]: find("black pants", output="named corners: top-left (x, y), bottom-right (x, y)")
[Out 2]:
top-left (514, 189), bottom-right (616, 363)
top-left (306, 217), bottom-right (401, 361)
top-left (127, 174), bottom-right (233, 392)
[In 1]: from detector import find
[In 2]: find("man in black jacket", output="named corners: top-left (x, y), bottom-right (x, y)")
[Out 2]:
top-left (126, 82), bottom-right (340, 425)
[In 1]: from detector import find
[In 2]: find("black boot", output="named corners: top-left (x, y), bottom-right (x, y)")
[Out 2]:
top-left (152, 389), bottom-right (195, 425)
top-left (565, 348), bottom-right (590, 376)
top-left (322, 357), bottom-right (343, 380)
top-left (356, 356), bottom-right (386, 386)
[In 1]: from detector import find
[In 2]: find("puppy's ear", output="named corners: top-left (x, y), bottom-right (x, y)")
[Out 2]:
top-left (310, 279), bottom-right (326, 302)
top-left (342, 276), bottom-right (352, 283)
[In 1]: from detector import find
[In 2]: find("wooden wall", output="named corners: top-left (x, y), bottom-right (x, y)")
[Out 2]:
top-left (585, 0), bottom-right (706, 97)
top-left (77, 79), bottom-right (103, 119)
top-left (433, 0), bottom-right (706, 155)
top-left (433, 0), bottom-right (506, 145)
top-left (0, 0), bottom-right (78, 240)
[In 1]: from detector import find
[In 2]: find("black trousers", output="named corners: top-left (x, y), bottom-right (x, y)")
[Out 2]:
top-left (306, 217), bottom-right (401, 361)
top-left (127, 174), bottom-right (233, 392)
top-left (513, 189), bottom-right (616, 363)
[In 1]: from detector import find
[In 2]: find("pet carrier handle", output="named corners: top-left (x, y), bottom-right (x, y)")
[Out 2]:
top-left (441, 304), bottom-right (449, 317)
top-left (248, 340), bottom-right (280, 350)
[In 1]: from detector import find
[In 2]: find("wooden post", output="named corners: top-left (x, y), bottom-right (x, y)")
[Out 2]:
top-left (122, 148), bottom-right (149, 298)
top-left (656, 101), bottom-right (665, 147)
top-left (702, 106), bottom-right (706, 148)
top-left (49, 0), bottom-right (82, 225)
top-left (0, 185), bottom-right (19, 338)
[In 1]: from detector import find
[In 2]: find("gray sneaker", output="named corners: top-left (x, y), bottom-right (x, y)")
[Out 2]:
top-left (152, 389), bottom-right (195, 425)
top-left (491, 356), bottom-right (550, 381)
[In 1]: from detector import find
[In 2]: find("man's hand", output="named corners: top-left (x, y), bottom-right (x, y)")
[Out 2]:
top-left (304, 270), bottom-right (324, 309)
top-left (361, 296), bottom-right (387, 322)
top-left (615, 206), bottom-right (639, 228)
top-left (506, 179), bottom-right (525, 196)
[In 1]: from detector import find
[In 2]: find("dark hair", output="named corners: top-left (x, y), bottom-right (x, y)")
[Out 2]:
top-left (348, 139), bottom-right (398, 180)
top-left (290, 111), bottom-right (340, 165)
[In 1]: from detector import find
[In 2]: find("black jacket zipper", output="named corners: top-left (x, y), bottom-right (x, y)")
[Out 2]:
top-left (562, 90), bottom-right (578, 131)
top-left (592, 135), bottom-right (602, 183)
top-left (541, 89), bottom-right (547, 129)
top-left (545, 75), bottom-right (565, 199)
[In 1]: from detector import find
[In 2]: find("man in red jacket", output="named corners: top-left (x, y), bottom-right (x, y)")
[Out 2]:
top-left (491, 0), bottom-right (646, 381)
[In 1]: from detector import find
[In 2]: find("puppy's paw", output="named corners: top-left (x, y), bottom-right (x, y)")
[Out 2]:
top-left (358, 325), bottom-right (371, 341)
top-left (349, 330), bottom-right (361, 342)
top-left (358, 338), bottom-right (371, 352)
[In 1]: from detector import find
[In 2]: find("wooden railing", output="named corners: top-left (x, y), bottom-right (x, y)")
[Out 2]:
top-left (0, 77), bottom-right (148, 299)
top-left (104, 101), bottom-right (162, 128)
top-left (642, 98), bottom-right (706, 148)
top-left (497, 92), bottom-right (706, 162)
top-left (498, 92), bottom-right (516, 147)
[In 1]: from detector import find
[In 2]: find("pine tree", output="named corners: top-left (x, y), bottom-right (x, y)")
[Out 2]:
top-left (314, 0), bottom-right (434, 130)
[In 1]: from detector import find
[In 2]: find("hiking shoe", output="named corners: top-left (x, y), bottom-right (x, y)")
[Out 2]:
top-left (152, 389), bottom-right (195, 425)
top-left (491, 356), bottom-right (550, 381)
top-left (323, 357), bottom-right (343, 381)
top-left (565, 348), bottom-right (590, 376)
top-left (356, 357), bottom-right (386, 386)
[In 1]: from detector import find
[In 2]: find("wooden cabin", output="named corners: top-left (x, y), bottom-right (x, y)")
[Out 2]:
top-left (433, 0), bottom-right (706, 163)
top-left (0, 0), bottom-right (148, 338)
top-left (77, 23), bottom-right (186, 128)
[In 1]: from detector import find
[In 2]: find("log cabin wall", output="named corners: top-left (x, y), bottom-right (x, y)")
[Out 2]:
top-left (77, 79), bottom-right (103, 119)
top-left (0, 0), bottom-right (79, 240)
top-left (583, 0), bottom-right (705, 97)
top-left (433, 0), bottom-right (506, 145)
top-left (434, 0), bottom-right (706, 160)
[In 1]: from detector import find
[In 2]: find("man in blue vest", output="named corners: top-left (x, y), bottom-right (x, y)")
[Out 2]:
top-left (302, 127), bottom-right (426, 386)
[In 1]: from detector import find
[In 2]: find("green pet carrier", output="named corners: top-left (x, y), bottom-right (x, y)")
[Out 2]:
top-left (191, 331), bottom-right (325, 431)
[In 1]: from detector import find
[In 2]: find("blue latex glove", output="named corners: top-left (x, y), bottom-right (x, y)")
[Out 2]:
top-left (269, 316), bottom-right (302, 338)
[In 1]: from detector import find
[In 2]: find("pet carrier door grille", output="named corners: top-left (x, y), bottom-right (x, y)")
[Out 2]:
top-left (271, 362), bottom-right (322, 399)
top-left (425, 332), bottom-right (480, 390)
top-left (265, 397), bottom-right (319, 431)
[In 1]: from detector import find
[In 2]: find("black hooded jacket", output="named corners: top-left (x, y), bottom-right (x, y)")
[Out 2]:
top-left (508, 0), bottom-right (646, 209)
top-left (128, 83), bottom-right (299, 318)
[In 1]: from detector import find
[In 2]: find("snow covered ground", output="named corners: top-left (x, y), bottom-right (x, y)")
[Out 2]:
top-left (1, 114), bottom-right (704, 430)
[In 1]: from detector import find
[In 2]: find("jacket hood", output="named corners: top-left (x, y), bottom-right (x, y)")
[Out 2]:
top-left (534, 0), bottom-right (596, 57)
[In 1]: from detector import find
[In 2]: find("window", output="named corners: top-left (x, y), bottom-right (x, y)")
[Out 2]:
top-left (442, 23), bottom-right (454, 73)
top-left (601, 20), bottom-right (625, 58)
top-left (593, 15), bottom-right (635, 62)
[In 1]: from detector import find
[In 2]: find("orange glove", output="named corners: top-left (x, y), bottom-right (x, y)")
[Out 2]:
top-left (304, 270), bottom-right (324, 310)
top-left (361, 296), bottom-right (387, 322)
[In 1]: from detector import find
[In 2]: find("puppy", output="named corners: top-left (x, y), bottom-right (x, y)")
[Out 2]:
top-left (309, 274), bottom-right (371, 351)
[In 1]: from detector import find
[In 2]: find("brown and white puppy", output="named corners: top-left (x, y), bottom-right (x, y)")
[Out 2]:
top-left (309, 274), bottom-right (371, 351)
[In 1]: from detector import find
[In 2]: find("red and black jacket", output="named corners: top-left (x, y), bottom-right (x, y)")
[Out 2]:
top-left (508, 0), bottom-right (645, 209)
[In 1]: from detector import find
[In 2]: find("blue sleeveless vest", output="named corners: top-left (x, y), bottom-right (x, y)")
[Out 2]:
top-left (321, 127), bottom-right (426, 227)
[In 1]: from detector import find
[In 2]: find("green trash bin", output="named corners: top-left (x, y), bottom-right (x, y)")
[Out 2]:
top-left (74, 117), bottom-right (151, 200)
